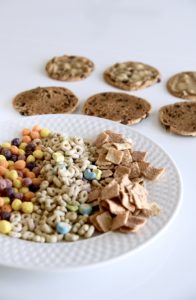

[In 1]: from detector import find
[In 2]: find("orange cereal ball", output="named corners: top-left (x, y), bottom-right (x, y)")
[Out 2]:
top-left (0, 197), bottom-right (5, 207)
top-left (1, 204), bottom-right (12, 213)
top-left (0, 160), bottom-right (9, 168)
top-left (26, 171), bottom-right (35, 179)
top-left (22, 135), bottom-right (31, 143)
top-left (0, 166), bottom-right (7, 176)
top-left (22, 128), bottom-right (30, 136)
top-left (10, 145), bottom-right (19, 155)
top-left (32, 125), bottom-right (42, 132)
top-left (32, 178), bottom-right (41, 185)
top-left (14, 160), bottom-right (26, 170)
top-left (24, 192), bottom-right (35, 201)
top-left (30, 131), bottom-right (40, 139)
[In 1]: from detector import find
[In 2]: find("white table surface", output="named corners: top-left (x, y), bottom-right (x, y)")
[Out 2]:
top-left (0, 0), bottom-right (196, 299)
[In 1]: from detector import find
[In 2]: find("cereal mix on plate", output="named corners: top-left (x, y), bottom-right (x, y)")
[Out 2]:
top-left (0, 126), bottom-right (165, 242)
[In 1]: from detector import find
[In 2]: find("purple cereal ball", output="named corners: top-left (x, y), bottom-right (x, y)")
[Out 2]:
top-left (18, 155), bottom-right (26, 161)
top-left (1, 149), bottom-right (12, 160)
top-left (11, 154), bottom-right (18, 162)
top-left (26, 143), bottom-right (36, 152)
top-left (29, 184), bottom-right (39, 192)
top-left (32, 166), bottom-right (41, 176)
top-left (0, 179), bottom-right (7, 190)
top-left (26, 162), bottom-right (36, 170)
top-left (22, 177), bottom-right (32, 186)
top-left (17, 170), bottom-right (23, 177)
top-left (14, 192), bottom-right (23, 200)
top-left (5, 179), bottom-right (12, 188)
top-left (11, 138), bottom-right (20, 147)
top-left (25, 150), bottom-right (33, 156)
top-left (0, 211), bottom-right (11, 221)
top-left (5, 187), bottom-right (15, 199)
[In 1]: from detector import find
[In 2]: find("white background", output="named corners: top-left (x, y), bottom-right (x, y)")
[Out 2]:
top-left (0, 0), bottom-right (196, 299)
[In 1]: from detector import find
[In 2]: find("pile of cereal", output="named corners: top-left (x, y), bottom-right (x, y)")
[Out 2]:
top-left (0, 126), bottom-right (165, 243)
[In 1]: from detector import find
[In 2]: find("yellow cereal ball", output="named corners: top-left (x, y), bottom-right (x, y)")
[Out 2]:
top-left (8, 170), bottom-right (18, 181)
top-left (33, 150), bottom-right (44, 159)
top-left (2, 197), bottom-right (10, 204)
top-left (19, 142), bottom-right (27, 150)
top-left (11, 199), bottom-right (22, 211)
top-left (4, 170), bottom-right (10, 179)
top-left (26, 155), bottom-right (35, 163)
top-left (2, 143), bottom-right (11, 149)
top-left (13, 179), bottom-right (22, 189)
top-left (0, 220), bottom-right (12, 234)
top-left (18, 149), bottom-right (25, 156)
top-left (21, 202), bottom-right (34, 214)
top-left (40, 128), bottom-right (50, 138)
top-left (8, 160), bottom-right (14, 167)
top-left (0, 155), bottom-right (6, 161)
top-left (19, 187), bottom-right (29, 194)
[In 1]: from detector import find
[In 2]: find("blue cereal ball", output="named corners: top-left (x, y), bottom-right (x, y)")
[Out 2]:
top-left (56, 222), bottom-right (71, 235)
top-left (79, 204), bottom-right (92, 215)
top-left (83, 168), bottom-right (96, 180)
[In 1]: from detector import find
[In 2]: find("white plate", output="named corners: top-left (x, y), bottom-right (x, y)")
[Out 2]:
top-left (0, 115), bottom-right (182, 271)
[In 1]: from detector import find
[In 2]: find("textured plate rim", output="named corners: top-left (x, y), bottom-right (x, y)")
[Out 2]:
top-left (0, 115), bottom-right (183, 271)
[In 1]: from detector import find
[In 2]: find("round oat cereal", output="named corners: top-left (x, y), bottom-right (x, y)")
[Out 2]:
top-left (45, 55), bottom-right (95, 81)
top-left (167, 71), bottom-right (196, 101)
top-left (13, 87), bottom-right (79, 116)
top-left (159, 101), bottom-right (196, 136)
top-left (103, 61), bottom-right (161, 91)
top-left (83, 92), bottom-right (152, 125)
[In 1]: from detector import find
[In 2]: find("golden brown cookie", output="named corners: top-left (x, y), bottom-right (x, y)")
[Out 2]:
top-left (45, 55), bottom-right (94, 81)
top-left (159, 102), bottom-right (196, 136)
top-left (13, 87), bottom-right (79, 116)
top-left (83, 92), bottom-right (152, 125)
top-left (167, 72), bottom-right (196, 101)
top-left (103, 61), bottom-right (161, 91)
